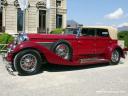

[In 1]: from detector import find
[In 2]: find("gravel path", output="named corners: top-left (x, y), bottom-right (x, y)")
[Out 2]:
top-left (0, 54), bottom-right (128, 96)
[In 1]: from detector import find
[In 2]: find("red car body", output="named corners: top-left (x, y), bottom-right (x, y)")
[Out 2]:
top-left (5, 26), bottom-right (125, 75)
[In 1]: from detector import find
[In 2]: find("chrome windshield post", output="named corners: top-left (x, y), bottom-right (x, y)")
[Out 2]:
top-left (76, 27), bottom-right (81, 38)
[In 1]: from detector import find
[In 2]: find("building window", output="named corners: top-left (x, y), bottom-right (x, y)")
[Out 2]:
top-left (56, 1), bottom-right (61, 7)
top-left (39, 10), bottom-right (46, 33)
top-left (17, 9), bottom-right (23, 32)
top-left (56, 14), bottom-right (62, 28)
top-left (0, 11), bottom-right (2, 32)
top-left (0, 0), bottom-right (2, 32)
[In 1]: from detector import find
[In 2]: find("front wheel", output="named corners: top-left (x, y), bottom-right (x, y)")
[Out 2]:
top-left (14, 49), bottom-right (42, 75)
top-left (110, 49), bottom-right (120, 65)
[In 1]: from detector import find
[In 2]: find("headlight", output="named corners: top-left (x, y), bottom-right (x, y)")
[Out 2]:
top-left (18, 33), bottom-right (29, 44)
top-left (14, 33), bottom-right (29, 44)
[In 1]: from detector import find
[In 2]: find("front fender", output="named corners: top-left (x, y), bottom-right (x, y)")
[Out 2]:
top-left (9, 41), bottom-right (74, 65)
top-left (6, 41), bottom-right (48, 62)
top-left (12, 41), bottom-right (48, 53)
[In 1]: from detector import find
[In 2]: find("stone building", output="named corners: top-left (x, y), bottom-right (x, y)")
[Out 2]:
top-left (0, 0), bottom-right (67, 34)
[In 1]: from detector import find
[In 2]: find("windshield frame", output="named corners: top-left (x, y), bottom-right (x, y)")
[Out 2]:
top-left (64, 28), bottom-right (80, 35)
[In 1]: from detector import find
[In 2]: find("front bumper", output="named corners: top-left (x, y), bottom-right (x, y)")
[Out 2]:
top-left (2, 53), bottom-right (17, 76)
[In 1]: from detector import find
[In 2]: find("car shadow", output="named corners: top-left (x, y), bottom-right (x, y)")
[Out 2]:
top-left (41, 63), bottom-right (110, 73)
top-left (19, 63), bottom-right (111, 76)
top-left (18, 56), bottom-right (127, 76)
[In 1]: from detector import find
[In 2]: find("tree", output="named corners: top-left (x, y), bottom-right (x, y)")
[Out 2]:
top-left (118, 31), bottom-right (128, 47)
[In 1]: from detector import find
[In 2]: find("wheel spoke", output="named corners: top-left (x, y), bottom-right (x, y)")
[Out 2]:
top-left (111, 50), bottom-right (119, 63)
top-left (55, 44), bottom-right (69, 59)
top-left (20, 54), bottom-right (37, 72)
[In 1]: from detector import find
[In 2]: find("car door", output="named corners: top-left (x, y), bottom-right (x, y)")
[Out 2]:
top-left (95, 28), bottom-right (110, 55)
top-left (77, 28), bottom-right (96, 56)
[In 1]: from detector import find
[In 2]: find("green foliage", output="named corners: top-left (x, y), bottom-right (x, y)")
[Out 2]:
top-left (50, 28), bottom-right (64, 34)
top-left (0, 33), bottom-right (14, 52)
top-left (118, 31), bottom-right (128, 47)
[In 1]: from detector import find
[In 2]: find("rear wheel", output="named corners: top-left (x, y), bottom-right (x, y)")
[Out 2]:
top-left (110, 49), bottom-right (120, 65)
top-left (14, 49), bottom-right (42, 75)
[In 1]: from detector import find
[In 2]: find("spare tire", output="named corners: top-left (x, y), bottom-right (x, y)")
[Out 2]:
top-left (51, 40), bottom-right (72, 60)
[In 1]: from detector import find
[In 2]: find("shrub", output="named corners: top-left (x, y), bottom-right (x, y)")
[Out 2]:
top-left (0, 33), bottom-right (14, 52)
top-left (50, 28), bottom-right (64, 34)
top-left (118, 31), bottom-right (128, 47)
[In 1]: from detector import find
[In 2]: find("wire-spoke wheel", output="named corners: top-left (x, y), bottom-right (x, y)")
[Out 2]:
top-left (20, 54), bottom-right (37, 72)
top-left (110, 50), bottom-right (120, 65)
top-left (14, 49), bottom-right (42, 75)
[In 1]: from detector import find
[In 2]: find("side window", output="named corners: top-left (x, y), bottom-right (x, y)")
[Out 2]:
top-left (87, 28), bottom-right (95, 36)
top-left (64, 28), bottom-right (78, 34)
top-left (81, 28), bottom-right (95, 36)
top-left (81, 28), bottom-right (88, 36)
top-left (96, 29), bottom-right (109, 37)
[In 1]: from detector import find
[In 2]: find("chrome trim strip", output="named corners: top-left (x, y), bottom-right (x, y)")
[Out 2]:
top-left (80, 58), bottom-right (109, 64)
top-left (37, 42), bottom-right (54, 44)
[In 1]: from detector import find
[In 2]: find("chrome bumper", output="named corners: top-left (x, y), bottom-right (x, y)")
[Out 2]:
top-left (2, 53), bottom-right (17, 76)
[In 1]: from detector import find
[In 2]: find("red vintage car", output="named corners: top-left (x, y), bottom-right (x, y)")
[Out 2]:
top-left (5, 26), bottom-right (125, 75)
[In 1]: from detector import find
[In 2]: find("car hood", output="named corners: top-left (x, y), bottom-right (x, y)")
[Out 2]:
top-left (27, 34), bottom-right (76, 42)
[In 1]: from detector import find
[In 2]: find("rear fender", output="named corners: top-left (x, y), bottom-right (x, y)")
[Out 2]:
top-left (105, 45), bottom-right (125, 59)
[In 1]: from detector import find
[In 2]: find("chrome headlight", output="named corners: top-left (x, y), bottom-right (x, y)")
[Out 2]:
top-left (14, 33), bottom-right (29, 44)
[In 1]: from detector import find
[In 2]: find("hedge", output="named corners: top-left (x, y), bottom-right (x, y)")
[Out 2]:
top-left (50, 28), bottom-right (64, 34)
top-left (118, 31), bottom-right (128, 47)
top-left (0, 33), bottom-right (14, 52)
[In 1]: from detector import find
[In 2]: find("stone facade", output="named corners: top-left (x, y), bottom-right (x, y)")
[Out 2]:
top-left (1, 0), bottom-right (67, 34)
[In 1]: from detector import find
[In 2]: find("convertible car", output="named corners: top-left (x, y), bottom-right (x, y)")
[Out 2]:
top-left (5, 26), bottom-right (125, 75)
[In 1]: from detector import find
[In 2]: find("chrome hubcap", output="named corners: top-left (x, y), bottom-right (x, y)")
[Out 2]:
top-left (111, 50), bottom-right (119, 62)
top-left (55, 44), bottom-right (69, 59)
top-left (20, 54), bottom-right (37, 72)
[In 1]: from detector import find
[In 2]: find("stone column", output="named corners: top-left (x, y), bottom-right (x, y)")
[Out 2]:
top-left (49, 0), bottom-right (56, 32)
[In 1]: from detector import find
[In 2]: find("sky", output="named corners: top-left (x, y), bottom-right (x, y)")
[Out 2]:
top-left (67, 0), bottom-right (128, 27)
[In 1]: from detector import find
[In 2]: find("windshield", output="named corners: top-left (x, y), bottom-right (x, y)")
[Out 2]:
top-left (64, 28), bottom-right (78, 35)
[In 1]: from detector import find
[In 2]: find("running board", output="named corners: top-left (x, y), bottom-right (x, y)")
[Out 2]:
top-left (80, 58), bottom-right (109, 64)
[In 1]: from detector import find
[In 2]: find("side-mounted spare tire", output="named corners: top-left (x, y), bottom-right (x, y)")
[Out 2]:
top-left (51, 40), bottom-right (72, 60)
